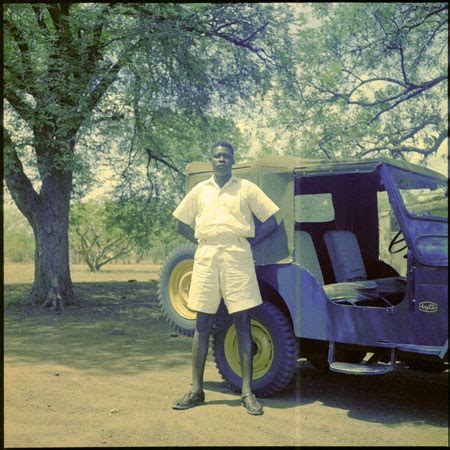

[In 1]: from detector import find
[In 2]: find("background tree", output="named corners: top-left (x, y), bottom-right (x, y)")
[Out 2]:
top-left (3, 3), bottom-right (294, 310)
top-left (260, 3), bottom-right (447, 161)
top-left (69, 198), bottom-right (169, 272)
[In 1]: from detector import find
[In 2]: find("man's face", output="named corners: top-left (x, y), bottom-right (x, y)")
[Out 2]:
top-left (210, 146), bottom-right (234, 176)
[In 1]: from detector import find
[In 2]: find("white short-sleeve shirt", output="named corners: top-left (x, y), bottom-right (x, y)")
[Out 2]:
top-left (173, 175), bottom-right (279, 240)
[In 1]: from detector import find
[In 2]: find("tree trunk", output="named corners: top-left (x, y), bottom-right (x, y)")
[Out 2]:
top-left (29, 171), bottom-right (77, 311)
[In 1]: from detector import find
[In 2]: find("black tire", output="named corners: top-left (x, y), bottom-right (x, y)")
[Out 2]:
top-left (406, 359), bottom-right (447, 374)
top-left (157, 243), bottom-right (231, 337)
top-left (158, 243), bottom-right (197, 336)
top-left (212, 302), bottom-right (298, 397)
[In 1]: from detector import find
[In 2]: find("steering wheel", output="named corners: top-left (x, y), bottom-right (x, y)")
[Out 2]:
top-left (389, 230), bottom-right (408, 254)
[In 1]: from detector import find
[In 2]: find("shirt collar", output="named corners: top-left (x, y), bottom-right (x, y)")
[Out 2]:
top-left (208, 174), bottom-right (237, 190)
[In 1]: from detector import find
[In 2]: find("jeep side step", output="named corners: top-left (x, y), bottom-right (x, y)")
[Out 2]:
top-left (328, 342), bottom-right (396, 375)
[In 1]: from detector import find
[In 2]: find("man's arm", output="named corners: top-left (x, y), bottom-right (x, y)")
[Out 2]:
top-left (247, 215), bottom-right (278, 247)
top-left (176, 220), bottom-right (197, 244)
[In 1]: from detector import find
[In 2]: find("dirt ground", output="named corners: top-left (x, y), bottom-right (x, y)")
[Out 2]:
top-left (4, 280), bottom-right (448, 447)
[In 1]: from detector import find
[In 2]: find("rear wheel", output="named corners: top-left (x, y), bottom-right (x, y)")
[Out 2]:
top-left (213, 302), bottom-right (298, 397)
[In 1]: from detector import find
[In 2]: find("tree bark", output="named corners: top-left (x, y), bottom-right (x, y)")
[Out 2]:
top-left (5, 133), bottom-right (77, 311)
top-left (30, 170), bottom-right (77, 310)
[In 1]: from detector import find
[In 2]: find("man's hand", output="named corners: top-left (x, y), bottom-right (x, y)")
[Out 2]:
top-left (177, 220), bottom-right (198, 244)
top-left (248, 215), bottom-right (278, 247)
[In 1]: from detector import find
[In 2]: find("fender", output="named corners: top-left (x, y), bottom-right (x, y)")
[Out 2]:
top-left (256, 263), bottom-right (331, 340)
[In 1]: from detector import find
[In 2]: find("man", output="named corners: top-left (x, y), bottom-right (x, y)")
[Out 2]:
top-left (172, 141), bottom-right (279, 415)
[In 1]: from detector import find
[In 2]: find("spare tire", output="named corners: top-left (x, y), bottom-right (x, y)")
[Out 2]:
top-left (158, 243), bottom-right (230, 336)
top-left (158, 243), bottom-right (197, 336)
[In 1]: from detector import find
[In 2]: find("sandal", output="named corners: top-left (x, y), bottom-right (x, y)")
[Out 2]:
top-left (241, 393), bottom-right (264, 415)
top-left (172, 391), bottom-right (205, 410)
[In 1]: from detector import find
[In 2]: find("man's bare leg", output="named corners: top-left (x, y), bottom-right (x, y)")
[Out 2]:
top-left (232, 310), bottom-right (253, 395)
top-left (233, 309), bottom-right (263, 414)
top-left (191, 312), bottom-right (215, 394)
top-left (172, 312), bottom-right (215, 409)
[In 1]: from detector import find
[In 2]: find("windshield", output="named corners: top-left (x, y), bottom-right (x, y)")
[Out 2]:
top-left (390, 167), bottom-right (448, 219)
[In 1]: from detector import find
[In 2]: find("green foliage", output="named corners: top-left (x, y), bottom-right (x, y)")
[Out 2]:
top-left (4, 1), bottom-right (295, 217)
top-left (262, 3), bottom-right (448, 162)
top-left (4, 2), bottom-right (293, 171)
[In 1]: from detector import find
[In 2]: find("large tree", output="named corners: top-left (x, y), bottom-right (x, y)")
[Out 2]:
top-left (262, 3), bottom-right (448, 160)
top-left (3, 3), bottom-right (294, 310)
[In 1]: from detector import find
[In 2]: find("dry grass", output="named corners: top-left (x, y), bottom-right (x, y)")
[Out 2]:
top-left (4, 263), bottom-right (162, 284)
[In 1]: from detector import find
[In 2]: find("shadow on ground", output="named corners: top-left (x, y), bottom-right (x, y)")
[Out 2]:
top-left (205, 363), bottom-right (448, 428)
top-left (4, 281), bottom-right (193, 373)
top-left (4, 281), bottom-right (448, 429)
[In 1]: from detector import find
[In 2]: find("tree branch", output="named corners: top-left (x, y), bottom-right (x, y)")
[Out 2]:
top-left (412, 16), bottom-right (448, 68)
top-left (82, 36), bottom-right (144, 120)
top-left (242, 21), bottom-right (268, 45)
top-left (145, 148), bottom-right (182, 175)
top-left (316, 74), bottom-right (447, 118)
top-left (3, 128), bottom-right (40, 222)
top-left (219, 33), bottom-right (274, 66)
top-left (347, 77), bottom-right (408, 98)
top-left (97, 239), bottom-right (135, 267)
top-left (4, 88), bottom-right (35, 125)
top-left (46, 4), bottom-right (62, 31)
top-left (402, 4), bottom-right (448, 32)
top-left (32, 4), bottom-right (50, 35)
top-left (355, 128), bottom-right (448, 158)
top-left (398, 38), bottom-right (409, 85)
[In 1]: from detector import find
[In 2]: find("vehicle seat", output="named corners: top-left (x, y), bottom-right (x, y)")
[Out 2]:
top-left (294, 230), bottom-right (380, 304)
top-left (323, 230), bottom-right (406, 295)
top-left (294, 230), bottom-right (324, 285)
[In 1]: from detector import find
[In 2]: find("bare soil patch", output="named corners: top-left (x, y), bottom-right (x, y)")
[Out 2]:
top-left (3, 263), bottom-right (162, 285)
top-left (4, 280), bottom-right (448, 447)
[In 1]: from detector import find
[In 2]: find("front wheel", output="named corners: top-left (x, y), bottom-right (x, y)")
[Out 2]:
top-left (212, 302), bottom-right (298, 397)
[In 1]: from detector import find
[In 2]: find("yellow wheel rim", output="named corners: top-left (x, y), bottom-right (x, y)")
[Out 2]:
top-left (168, 259), bottom-right (197, 320)
top-left (224, 319), bottom-right (274, 380)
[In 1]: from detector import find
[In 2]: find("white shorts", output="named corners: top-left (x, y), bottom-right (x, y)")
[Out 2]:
top-left (188, 238), bottom-right (263, 315)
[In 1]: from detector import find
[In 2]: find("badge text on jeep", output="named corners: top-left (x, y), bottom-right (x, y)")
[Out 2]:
top-left (419, 302), bottom-right (438, 313)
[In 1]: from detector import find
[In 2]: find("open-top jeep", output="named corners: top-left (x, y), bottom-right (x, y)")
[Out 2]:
top-left (158, 155), bottom-right (448, 397)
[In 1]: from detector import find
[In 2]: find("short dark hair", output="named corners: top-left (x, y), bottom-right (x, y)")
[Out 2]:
top-left (210, 140), bottom-right (235, 156)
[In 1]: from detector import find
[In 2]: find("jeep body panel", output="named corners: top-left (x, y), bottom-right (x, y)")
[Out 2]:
top-left (256, 263), bottom-right (447, 352)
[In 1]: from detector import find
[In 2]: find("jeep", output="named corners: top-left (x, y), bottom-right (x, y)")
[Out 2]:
top-left (158, 155), bottom-right (448, 396)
